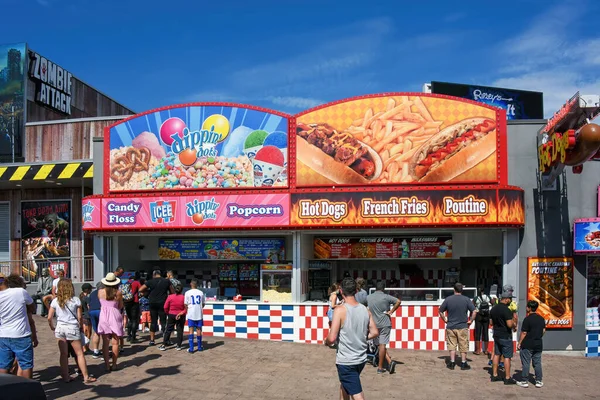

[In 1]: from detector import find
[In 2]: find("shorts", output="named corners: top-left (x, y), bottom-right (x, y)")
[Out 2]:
top-left (0, 336), bottom-right (34, 371)
top-left (336, 362), bottom-right (366, 396)
top-left (188, 320), bottom-right (203, 329)
top-left (89, 309), bottom-right (100, 333)
top-left (446, 328), bottom-right (469, 353)
top-left (373, 326), bottom-right (391, 345)
top-left (55, 323), bottom-right (81, 341)
top-left (494, 338), bottom-right (514, 358)
top-left (327, 308), bottom-right (333, 321)
top-left (140, 311), bottom-right (151, 324)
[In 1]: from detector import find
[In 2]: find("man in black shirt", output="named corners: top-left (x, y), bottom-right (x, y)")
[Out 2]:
top-left (139, 270), bottom-right (173, 346)
top-left (490, 290), bottom-right (516, 384)
top-left (516, 300), bottom-right (545, 388)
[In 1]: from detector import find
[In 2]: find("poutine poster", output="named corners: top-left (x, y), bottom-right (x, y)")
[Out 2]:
top-left (107, 104), bottom-right (289, 192)
top-left (527, 257), bottom-right (573, 329)
top-left (21, 201), bottom-right (71, 278)
top-left (295, 94), bottom-right (501, 187)
top-left (291, 189), bottom-right (524, 227)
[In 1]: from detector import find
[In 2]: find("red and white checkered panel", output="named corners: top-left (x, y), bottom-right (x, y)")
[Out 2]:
top-left (295, 304), bottom-right (477, 350)
top-left (296, 305), bottom-right (330, 344)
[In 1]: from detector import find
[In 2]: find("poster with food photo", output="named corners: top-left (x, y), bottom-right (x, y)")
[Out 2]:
top-left (573, 219), bottom-right (600, 253)
top-left (295, 94), bottom-right (500, 187)
top-left (527, 257), bottom-right (573, 329)
top-left (107, 105), bottom-right (289, 192)
top-left (21, 201), bottom-right (71, 278)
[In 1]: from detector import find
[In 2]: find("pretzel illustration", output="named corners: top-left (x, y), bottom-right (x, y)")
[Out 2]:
top-left (110, 147), bottom-right (152, 185)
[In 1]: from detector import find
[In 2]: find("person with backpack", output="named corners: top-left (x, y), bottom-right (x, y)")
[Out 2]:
top-left (122, 271), bottom-right (141, 343)
top-left (473, 285), bottom-right (492, 355)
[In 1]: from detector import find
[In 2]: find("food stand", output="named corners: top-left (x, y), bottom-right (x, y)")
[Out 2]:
top-left (83, 93), bottom-right (526, 349)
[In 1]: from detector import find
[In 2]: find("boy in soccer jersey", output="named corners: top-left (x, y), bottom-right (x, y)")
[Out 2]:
top-left (184, 279), bottom-right (206, 353)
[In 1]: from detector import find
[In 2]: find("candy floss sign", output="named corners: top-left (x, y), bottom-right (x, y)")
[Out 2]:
top-left (86, 194), bottom-right (290, 230)
top-left (106, 104), bottom-right (290, 192)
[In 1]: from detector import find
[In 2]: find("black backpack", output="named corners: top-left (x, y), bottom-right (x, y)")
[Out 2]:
top-left (478, 295), bottom-right (490, 317)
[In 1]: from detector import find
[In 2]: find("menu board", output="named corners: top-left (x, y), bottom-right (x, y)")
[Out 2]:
top-left (313, 236), bottom-right (452, 259)
top-left (239, 264), bottom-right (259, 281)
top-left (218, 264), bottom-right (238, 281)
top-left (158, 238), bottom-right (285, 260)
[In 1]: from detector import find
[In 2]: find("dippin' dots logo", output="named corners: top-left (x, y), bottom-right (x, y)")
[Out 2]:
top-left (186, 198), bottom-right (220, 225)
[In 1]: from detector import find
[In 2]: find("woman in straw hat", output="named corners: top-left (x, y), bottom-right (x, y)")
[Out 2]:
top-left (47, 278), bottom-right (96, 383)
top-left (97, 273), bottom-right (124, 372)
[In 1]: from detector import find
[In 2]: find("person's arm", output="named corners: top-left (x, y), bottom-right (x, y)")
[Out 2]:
top-left (329, 292), bottom-right (341, 309)
top-left (387, 296), bottom-right (401, 316)
top-left (47, 303), bottom-right (56, 331)
top-left (438, 300), bottom-right (448, 324)
top-left (117, 292), bottom-right (124, 310)
top-left (169, 283), bottom-right (175, 294)
top-left (506, 306), bottom-right (515, 329)
top-left (139, 284), bottom-right (148, 293)
top-left (517, 317), bottom-right (529, 350)
top-left (467, 299), bottom-right (477, 325)
top-left (325, 306), bottom-right (344, 346)
top-left (367, 309), bottom-right (379, 340)
top-left (77, 304), bottom-right (83, 328)
top-left (176, 298), bottom-right (186, 320)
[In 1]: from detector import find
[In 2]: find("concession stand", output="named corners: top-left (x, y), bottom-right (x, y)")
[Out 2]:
top-left (83, 93), bottom-right (525, 349)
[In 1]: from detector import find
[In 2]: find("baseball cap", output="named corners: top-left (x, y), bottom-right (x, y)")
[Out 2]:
top-left (81, 283), bottom-right (93, 291)
top-left (503, 284), bottom-right (514, 293)
top-left (500, 290), bottom-right (514, 298)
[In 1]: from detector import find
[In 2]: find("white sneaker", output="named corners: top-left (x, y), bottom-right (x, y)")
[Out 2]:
top-left (516, 381), bottom-right (529, 388)
top-left (535, 381), bottom-right (544, 388)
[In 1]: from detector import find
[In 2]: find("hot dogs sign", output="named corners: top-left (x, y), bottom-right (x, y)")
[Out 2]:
top-left (105, 95), bottom-right (504, 193)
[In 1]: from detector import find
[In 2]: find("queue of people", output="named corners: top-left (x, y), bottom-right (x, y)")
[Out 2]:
top-left (0, 268), bottom-right (206, 385)
top-left (439, 282), bottom-right (545, 388)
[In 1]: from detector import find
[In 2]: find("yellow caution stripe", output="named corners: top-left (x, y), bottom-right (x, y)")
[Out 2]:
top-left (0, 161), bottom-right (93, 182)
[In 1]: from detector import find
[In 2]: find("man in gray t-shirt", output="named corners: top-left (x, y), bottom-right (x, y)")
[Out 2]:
top-left (439, 282), bottom-right (477, 370)
top-left (367, 281), bottom-right (401, 374)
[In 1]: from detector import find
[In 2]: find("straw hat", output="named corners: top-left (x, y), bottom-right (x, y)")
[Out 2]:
top-left (101, 272), bottom-right (120, 287)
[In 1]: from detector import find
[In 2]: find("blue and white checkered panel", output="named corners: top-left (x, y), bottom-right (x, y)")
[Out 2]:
top-left (586, 332), bottom-right (599, 357)
top-left (208, 303), bottom-right (295, 342)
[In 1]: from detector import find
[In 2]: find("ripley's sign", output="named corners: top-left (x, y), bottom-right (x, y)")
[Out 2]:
top-left (28, 51), bottom-right (73, 115)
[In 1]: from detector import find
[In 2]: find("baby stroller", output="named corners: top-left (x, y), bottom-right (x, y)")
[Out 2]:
top-left (366, 339), bottom-right (380, 367)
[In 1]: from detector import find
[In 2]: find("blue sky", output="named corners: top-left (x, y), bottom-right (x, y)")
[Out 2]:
top-left (0, 0), bottom-right (598, 116)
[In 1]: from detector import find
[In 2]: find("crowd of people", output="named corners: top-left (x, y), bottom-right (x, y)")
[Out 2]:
top-left (0, 267), bottom-right (206, 384)
top-left (325, 279), bottom-right (546, 400)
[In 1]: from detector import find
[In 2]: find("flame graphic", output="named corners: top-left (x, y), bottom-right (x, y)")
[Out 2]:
top-left (292, 194), bottom-right (524, 226)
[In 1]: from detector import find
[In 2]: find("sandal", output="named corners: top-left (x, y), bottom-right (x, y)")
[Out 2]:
top-left (84, 376), bottom-right (97, 384)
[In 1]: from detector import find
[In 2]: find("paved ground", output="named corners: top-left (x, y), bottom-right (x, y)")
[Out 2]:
top-left (26, 315), bottom-right (599, 400)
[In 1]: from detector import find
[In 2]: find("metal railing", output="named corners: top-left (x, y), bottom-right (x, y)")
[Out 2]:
top-left (368, 287), bottom-right (478, 302)
top-left (0, 256), bottom-right (95, 283)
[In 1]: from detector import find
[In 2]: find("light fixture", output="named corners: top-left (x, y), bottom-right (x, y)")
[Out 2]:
top-left (15, 184), bottom-right (21, 187)
top-left (56, 182), bottom-right (62, 185)
top-left (45, 180), bottom-right (54, 183)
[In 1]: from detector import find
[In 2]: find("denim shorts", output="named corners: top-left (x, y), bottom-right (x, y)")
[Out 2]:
top-left (494, 338), bottom-right (514, 358)
top-left (89, 309), bottom-right (101, 333)
top-left (188, 320), bottom-right (203, 329)
top-left (336, 362), bottom-right (366, 396)
top-left (0, 336), bottom-right (34, 371)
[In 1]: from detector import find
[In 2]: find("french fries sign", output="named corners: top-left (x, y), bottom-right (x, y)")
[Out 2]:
top-left (295, 94), bottom-right (501, 187)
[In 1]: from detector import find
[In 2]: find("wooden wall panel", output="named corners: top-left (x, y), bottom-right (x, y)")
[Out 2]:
top-left (25, 119), bottom-right (118, 162)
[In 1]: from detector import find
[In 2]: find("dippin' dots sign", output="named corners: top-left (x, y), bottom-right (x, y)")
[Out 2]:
top-left (186, 198), bottom-right (220, 225)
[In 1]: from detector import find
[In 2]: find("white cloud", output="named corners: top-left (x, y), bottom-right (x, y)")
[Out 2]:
top-left (443, 12), bottom-right (467, 23)
top-left (492, 0), bottom-right (600, 116)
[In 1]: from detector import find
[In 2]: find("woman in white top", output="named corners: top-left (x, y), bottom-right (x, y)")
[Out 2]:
top-left (47, 278), bottom-right (96, 383)
top-left (327, 283), bottom-right (344, 328)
